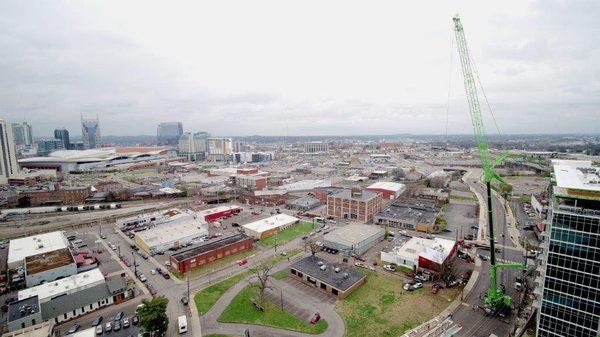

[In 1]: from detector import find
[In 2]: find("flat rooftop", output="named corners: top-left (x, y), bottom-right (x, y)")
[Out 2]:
top-left (291, 255), bottom-right (365, 291)
top-left (376, 202), bottom-right (440, 224)
top-left (18, 269), bottom-right (104, 302)
top-left (171, 233), bottom-right (250, 262)
top-left (323, 224), bottom-right (384, 246)
top-left (331, 189), bottom-right (379, 201)
top-left (25, 248), bottom-right (74, 276)
top-left (389, 237), bottom-right (456, 265)
top-left (8, 231), bottom-right (69, 266)
top-left (553, 161), bottom-right (600, 198)
top-left (136, 217), bottom-right (208, 247)
top-left (367, 181), bottom-right (406, 193)
top-left (7, 296), bottom-right (39, 323)
top-left (243, 214), bottom-right (299, 233)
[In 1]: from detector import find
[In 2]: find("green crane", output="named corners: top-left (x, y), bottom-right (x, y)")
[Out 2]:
top-left (452, 15), bottom-right (524, 313)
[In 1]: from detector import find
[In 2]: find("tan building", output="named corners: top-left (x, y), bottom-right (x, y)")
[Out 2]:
top-left (326, 188), bottom-right (383, 222)
top-left (290, 256), bottom-right (366, 299)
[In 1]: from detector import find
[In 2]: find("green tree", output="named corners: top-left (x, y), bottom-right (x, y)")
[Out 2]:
top-left (137, 296), bottom-right (169, 337)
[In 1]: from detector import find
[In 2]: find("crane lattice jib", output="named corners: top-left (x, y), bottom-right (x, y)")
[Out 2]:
top-left (452, 16), bottom-right (493, 181)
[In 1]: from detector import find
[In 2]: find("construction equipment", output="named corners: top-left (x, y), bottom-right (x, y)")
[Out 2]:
top-left (452, 15), bottom-right (524, 315)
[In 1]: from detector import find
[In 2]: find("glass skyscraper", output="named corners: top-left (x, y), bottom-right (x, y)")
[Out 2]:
top-left (536, 160), bottom-right (600, 337)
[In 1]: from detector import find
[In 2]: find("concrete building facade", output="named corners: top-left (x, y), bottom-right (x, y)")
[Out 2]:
top-left (0, 119), bottom-right (19, 179)
top-left (81, 117), bottom-right (100, 149)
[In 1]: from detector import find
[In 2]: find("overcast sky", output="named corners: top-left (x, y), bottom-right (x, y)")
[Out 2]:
top-left (1, 1), bottom-right (599, 137)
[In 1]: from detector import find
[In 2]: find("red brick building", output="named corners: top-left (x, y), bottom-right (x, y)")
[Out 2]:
top-left (169, 233), bottom-right (253, 273)
top-left (18, 184), bottom-right (91, 207)
top-left (326, 188), bottom-right (383, 222)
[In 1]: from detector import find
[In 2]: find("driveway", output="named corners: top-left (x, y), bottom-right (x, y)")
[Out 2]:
top-left (200, 257), bottom-right (345, 337)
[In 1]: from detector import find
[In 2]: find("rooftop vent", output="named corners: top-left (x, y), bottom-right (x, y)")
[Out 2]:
top-left (334, 267), bottom-right (341, 273)
top-left (320, 265), bottom-right (327, 271)
top-left (317, 261), bottom-right (324, 266)
top-left (343, 272), bottom-right (349, 279)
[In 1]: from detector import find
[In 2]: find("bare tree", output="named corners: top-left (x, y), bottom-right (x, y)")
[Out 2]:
top-left (304, 238), bottom-right (320, 256)
top-left (251, 263), bottom-right (274, 305)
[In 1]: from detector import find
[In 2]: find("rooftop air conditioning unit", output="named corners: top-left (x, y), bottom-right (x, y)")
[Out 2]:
top-left (343, 273), bottom-right (349, 279)
top-left (317, 261), bottom-right (324, 266)
top-left (334, 267), bottom-right (341, 273)
top-left (320, 265), bottom-right (327, 271)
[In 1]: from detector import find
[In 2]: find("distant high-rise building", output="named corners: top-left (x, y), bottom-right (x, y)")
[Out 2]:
top-left (36, 139), bottom-right (64, 156)
top-left (11, 122), bottom-right (33, 148)
top-left (157, 122), bottom-right (183, 146)
top-left (207, 137), bottom-right (233, 162)
top-left (81, 116), bottom-right (101, 149)
top-left (0, 119), bottom-right (19, 178)
top-left (304, 141), bottom-right (328, 153)
top-left (54, 128), bottom-right (70, 150)
top-left (178, 132), bottom-right (209, 161)
top-left (535, 160), bottom-right (600, 337)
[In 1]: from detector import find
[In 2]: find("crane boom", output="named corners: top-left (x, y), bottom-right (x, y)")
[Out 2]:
top-left (452, 15), bottom-right (524, 313)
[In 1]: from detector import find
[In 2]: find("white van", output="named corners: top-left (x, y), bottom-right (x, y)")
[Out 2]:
top-left (178, 315), bottom-right (187, 334)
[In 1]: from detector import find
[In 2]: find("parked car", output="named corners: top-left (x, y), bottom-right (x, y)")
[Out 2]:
top-left (67, 324), bottom-right (80, 334)
top-left (431, 283), bottom-right (441, 294)
top-left (91, 316), bottom-right (103, 326)
top-left (115, 312), bottom-right (123, 321)
top-left (383, 264), bottom-right (396, 272)
top-left (105, 322), bottom-right (112, 332)
top-left (95, 325), bottom-right (103, 335)
top-left (139, 274), bottom-right (147, 282)
top-left (181, 296), bottom-right (189, 305)
top-left (310, 312), bottom-right (321, 324)
top-left (122, 318), bottom-right (130, 328)
top-left (237, 258), bottom-right (248, 266)
top-left (151, 269), bottom-right (156, 275)
top-left (113, 321), bottom-right (121, 331)
top-left (147, 284), bottom-right (157, 295)
top-left (132, 315), bottom-right (139, 325)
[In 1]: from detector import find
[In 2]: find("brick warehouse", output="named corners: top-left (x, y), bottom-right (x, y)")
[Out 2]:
top-left (169, 233), bottom-right (253, 273)
top-left (327, 188), bottom-right (383, 222)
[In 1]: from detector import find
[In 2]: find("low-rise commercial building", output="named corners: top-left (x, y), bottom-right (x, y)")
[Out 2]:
top-left (24, 248), bottom-right (77, 287)
top-left (170, 233), bottom-right (253, 273)
top-left (8, 269), bottom-right (128, 331)
top-left (239, 189), bottom-right (288, 206)
top-left (365, 181), bottom-right (406, 200)
top-left (374, 201), bottom-right (441, 232)
top-left (327, 188), bottom-right (383, 222)
top-left (197, 205), bottom-right (242, 222)
top-left (242, 214), bottom-right (299, 239)
top-left (290, 256), bottom-right (365, 299)
top-left (322, 224), bottom-right (385, 256)
top-left (313, 187), bottom-right (345, 202)
top-left (380, 237), bottom-right (456, 271)
top-left (8, 231), bottom-right (70, 270)
top-left (285, 196), bottom-right (322, 212)
top-left (236, 175), bottom-right (267, 191)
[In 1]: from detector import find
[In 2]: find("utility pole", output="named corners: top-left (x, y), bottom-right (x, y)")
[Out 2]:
top-left (187, 276), bottom-right (190, 302)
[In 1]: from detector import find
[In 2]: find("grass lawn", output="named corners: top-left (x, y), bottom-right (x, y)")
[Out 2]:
top-left (266, 248), bottom-right (302, 266)
top-left (194, 271), bottom-right (250, 315)
top-left (173, 248), bottom-right (257, 280)
top-left (219, 285), bottom-right (328, 334)
top-left (337, 271), bottom-right (461, 337)
top-left (260, 221), bottom-right (315, 247)
top-left (449, 194), bottom-right (477, 201)
top-left (273, 270), bottom-right (289, 280)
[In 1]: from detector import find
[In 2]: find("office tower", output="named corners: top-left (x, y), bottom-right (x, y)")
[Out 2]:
top-left (304, 141), bottom-right (329, 153)
top-left (0, 119), bottom-right (19, 178)
top-left (36, 139), bottom-right (64, 156)
top-left (11, 122), bottom-right (33, 148)
top-left (54, 128), bottom-right (70, 150)
top-left (178, 132), bottom-right (209, 161)
top-left (535, 160), bottom-right (600, 337)
top-left (81, 116), bottom-right (101, 149)
top-left (157, 122), bottom-right (183, 146)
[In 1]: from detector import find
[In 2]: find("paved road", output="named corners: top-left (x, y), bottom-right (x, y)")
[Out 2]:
top-left (450, 170), bottom-right (525, 337)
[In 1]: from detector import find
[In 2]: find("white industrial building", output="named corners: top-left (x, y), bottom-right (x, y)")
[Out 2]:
top-left (134, 214), bottom-right (209, 254)
top-left (8, 231), bottom-right (69, 269)
top-left (365, 181), bottom-right (406, 200)
top-left (323, 224), bottom-right (385, 256)
top-left (242, 214), bottom-right (299, 239)
top-left (380, 237), bottom-right (456, 271)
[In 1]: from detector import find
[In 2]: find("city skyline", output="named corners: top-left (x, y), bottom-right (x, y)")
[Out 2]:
top-left (1, 1), bottom-right (599, 137)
